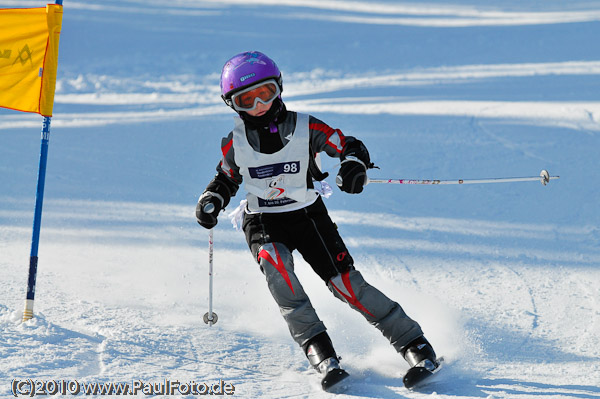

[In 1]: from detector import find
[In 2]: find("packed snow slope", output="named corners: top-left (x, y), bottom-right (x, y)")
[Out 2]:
top-left (1, 0), bottom-right (599, 398)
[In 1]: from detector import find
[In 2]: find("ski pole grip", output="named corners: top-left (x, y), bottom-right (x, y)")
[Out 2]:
top-left (203, 203), bottom-right (215, 214)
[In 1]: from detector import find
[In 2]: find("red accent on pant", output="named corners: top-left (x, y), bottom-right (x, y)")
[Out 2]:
top-left (330, 271), bottom-right (374, 317)
top-left (258, 244), bottom-right (295, 294)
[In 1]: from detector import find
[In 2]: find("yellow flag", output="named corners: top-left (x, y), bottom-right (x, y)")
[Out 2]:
top-left (0, 5), bottom-right (63, 117)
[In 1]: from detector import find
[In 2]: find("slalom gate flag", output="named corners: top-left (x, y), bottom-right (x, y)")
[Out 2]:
top-left (0, 4), bottom-right (63, 117)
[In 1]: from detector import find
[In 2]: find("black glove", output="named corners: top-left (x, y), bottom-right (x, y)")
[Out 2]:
top-left (196, 192), bottom-right (222, 229)
top-left (336, 139), bottom-right (372, 194)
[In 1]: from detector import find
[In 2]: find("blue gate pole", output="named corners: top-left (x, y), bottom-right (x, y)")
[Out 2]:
top-left (22, 0), bottom-right (63, 322)
top-left (23, 116), bottom-right (52, 321)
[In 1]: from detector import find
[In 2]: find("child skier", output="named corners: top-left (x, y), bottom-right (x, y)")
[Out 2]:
top-left (196, 51), bottom-right (439, 390)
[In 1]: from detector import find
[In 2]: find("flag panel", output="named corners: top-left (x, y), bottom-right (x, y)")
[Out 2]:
top-left (0, 5), bottom-right (63, 116)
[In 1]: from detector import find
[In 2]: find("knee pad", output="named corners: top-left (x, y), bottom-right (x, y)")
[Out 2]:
top-left (257, 243), bottom-right (295, 294)
top-left (328, 270), bottom-right (375, 318)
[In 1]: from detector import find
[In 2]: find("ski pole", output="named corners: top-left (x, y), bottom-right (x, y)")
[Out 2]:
top-left (202, 203), bottom-right (218, 326)
top-left (367, 169), bottom-right (558, 186)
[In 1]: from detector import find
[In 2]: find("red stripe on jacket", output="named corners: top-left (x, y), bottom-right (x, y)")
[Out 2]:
top-left (310, 122), bottom-right (346, 154)
top-left (222, 138), bottom-right (233, 157)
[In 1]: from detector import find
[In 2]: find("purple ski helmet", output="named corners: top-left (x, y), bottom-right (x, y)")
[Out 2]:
top-left (220, 51), bottom-right (283, 109)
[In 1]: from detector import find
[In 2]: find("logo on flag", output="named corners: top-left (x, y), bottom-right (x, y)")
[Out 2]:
top-left (13, 44), bottom-right (34, 66)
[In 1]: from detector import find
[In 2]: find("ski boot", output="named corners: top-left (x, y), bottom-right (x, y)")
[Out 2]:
top-left (304, 332), bottom-right (350, 392)
top-left (401, 336), bottom-right (443, 389)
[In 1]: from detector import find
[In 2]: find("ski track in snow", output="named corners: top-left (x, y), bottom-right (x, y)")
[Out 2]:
top-left (2, 60), bottom-right (600, 132)
top-left (1, 0), bottom-right (600, 398)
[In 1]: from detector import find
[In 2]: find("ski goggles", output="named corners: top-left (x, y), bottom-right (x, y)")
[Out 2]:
top-left (229, 79), bottom-right (281, 112)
